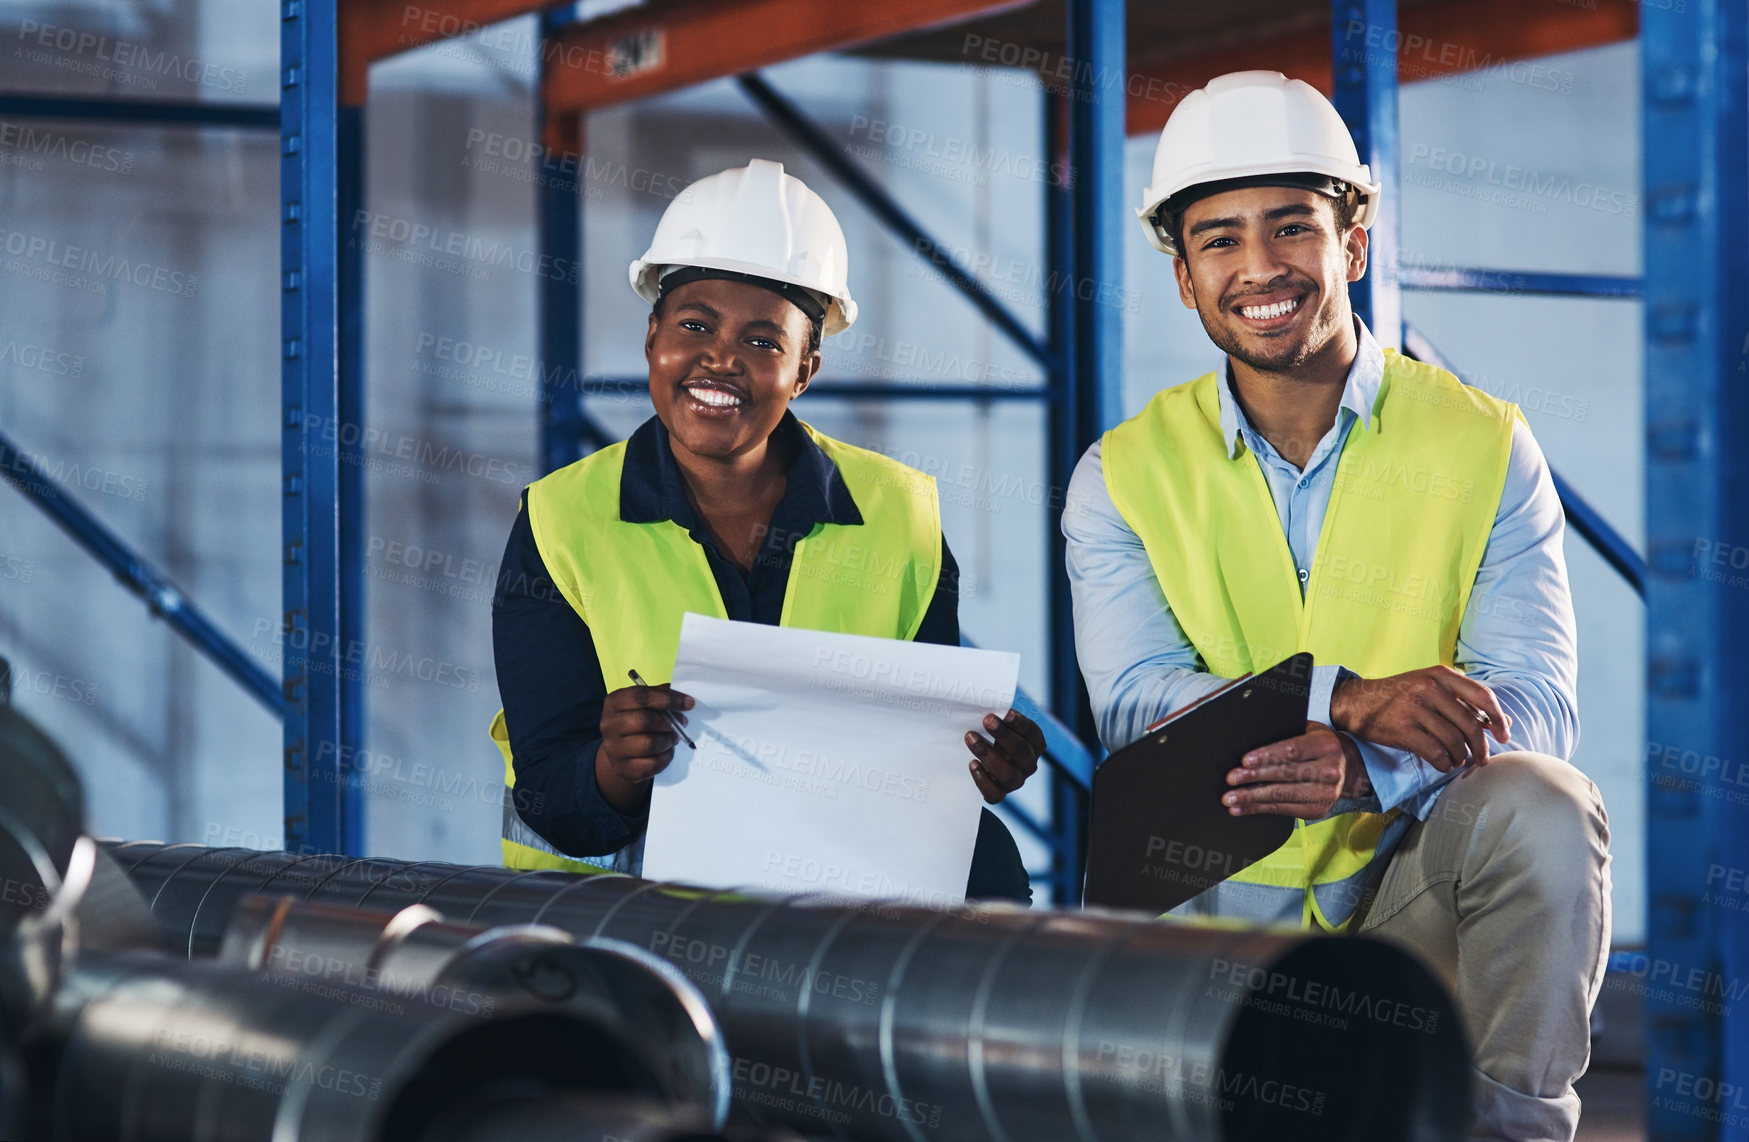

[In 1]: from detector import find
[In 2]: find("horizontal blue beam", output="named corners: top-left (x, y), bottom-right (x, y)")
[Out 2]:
top-left (1398, 265), bottom-right (1643, 299)
top-left (0, 92), bottom-right (278, 129)
top-left (999, 798), bottom-right (1053, 845)
top-left (735, 72), bottom-right (1056, 373)
top-left (1002, 799), bottom-right (1084, 867)
top-left (581, 377), bottom-right (1049, 403)
top-left (0, 427), bottom-right (284, 716)
top-left (1401, 323), bottom-right (1647, 596)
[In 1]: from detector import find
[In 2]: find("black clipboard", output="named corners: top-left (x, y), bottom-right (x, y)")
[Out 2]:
top-left (1083, 653), bottom-right (1314, 914)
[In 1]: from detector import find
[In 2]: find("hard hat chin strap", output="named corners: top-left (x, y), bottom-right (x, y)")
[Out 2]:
top-left (656, 265), bottom-right (828, 334)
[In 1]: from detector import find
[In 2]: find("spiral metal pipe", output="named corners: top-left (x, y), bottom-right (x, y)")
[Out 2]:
top-left (107, 841), bottom-right (1469, 1142)
top-left (421, 1094), bottom-right (805, 1142)
top-left (44, 949), bottom-right (676, 1142)
top-left (217, 893), bottom-right (732, 1124)
top-left (0, 709), bottom-right (742, 1142)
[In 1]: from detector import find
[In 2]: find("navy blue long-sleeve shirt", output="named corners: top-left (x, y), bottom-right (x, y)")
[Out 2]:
top-left (491, 412), bottom-right (1031, 903)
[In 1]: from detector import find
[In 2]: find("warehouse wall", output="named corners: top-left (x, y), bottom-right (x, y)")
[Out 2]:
top-left (0, 0), bottom-right (283, 851)
top-left (0, 4), bottom-right (1643, 931)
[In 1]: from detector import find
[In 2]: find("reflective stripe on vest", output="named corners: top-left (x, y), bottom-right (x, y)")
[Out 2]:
top-left (1102, 350), bottom-right (1516, 931)
top-left (498, 779), bottom-right (620, 875)
top-left (491, 421), bottom-right (943, 872)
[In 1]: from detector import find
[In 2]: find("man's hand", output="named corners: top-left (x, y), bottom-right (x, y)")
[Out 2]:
top-left (596, 683), bottom-right (694, 812)
top-left (965, 709), bottom-right (1047, 804)
top-left (1224, 722), bottom-right (1364, 819)
top-left (1330, 665), bottom-right (1512, 772)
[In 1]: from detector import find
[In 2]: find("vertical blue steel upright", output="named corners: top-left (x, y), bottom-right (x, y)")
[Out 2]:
top-left (1056, 0), bottom-right (1125, 903)
top-left (280, 0), bottom-right (346, 854)
top-left (1330, 0), bottom-right (1402, 350)
top-left (1064, 0), bottom-right (1126, 447)
top-left (1045, 90), bottom-right (1077, 726)
top-left (539, 12), bottom-right (587, 476)
top-left (1043, 90), bottom-right (1084, 906)
top-left (336, 103), bottom-right (366, 856)
top-left (1643, 2), bottom-right (1749, 1138)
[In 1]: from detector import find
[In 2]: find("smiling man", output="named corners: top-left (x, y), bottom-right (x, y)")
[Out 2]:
top-left (1064, 73), bottom-right (1610, 1140)
top-left (488, 159), bottom-right (1044, 902)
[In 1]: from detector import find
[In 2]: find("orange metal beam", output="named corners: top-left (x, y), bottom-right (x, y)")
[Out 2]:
top-left (539, 0), bottom-right (1031, 127)
top-left (339, 0), bottom-right (567, 105)
top-left (1124, 0), bottom-right (1638, 138)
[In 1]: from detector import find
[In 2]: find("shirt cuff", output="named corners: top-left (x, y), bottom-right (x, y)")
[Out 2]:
top-left (1308, 664), bottom-right (1342, 727)
top-left (1316, 793), bottom-right (1382, 821)
top-left (1351, 737), bottom-right (1460, 820)
top-left (578, 740), bottom-right (650, 833)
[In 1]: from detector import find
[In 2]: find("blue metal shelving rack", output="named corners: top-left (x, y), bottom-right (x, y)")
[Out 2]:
top-left (280, 0), bottom-right (351, 856)
top-left (1642, 2), bottom-right (1749, 1137)
top-left (1334, 2), bottom-right (1746, 1136)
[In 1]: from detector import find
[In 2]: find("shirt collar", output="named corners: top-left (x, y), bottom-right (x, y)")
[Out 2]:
top-left (619, 409), bottom-right (863, 529)
top-left (1215, 316), bottom-right (1386, 459)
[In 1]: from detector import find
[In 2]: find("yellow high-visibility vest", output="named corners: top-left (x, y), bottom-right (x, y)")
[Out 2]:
top-left (1100, 349), bottom-right (1517, 930)
top-left (491, 421), bottom-right (943, 873)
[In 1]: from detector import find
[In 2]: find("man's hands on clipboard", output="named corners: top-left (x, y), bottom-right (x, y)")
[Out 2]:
top-left (1330, 665), bottom-right (1513, 771)
top-left (1223, 722), bottom-right (1368, 820)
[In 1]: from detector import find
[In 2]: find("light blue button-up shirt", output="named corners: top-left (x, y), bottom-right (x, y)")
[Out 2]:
top-left (1063, 320), bottom-right (1579, 825)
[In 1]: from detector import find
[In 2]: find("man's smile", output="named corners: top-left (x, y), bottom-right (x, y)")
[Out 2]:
top-left (1231, 291), bottom-right (1308, 331)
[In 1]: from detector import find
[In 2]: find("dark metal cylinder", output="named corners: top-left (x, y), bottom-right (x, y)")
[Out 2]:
top-left (0, 1042), bottom-right (20, 1141)
top-left (418, 1094), bottom-right (805, 1142)
top-left (46, 949), bottom-right (676, 1142)
top-left (108, 842), bottom-right (1471, 1142)
top-left (217, 894), bottom-right (732, 1124)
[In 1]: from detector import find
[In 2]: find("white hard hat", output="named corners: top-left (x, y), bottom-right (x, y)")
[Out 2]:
top-left (629, 158), bottom-right (858, 335)
top-left (1137, 70), bottom-right (1382, 256)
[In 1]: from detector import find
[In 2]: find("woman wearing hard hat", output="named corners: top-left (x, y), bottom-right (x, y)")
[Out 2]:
top-left (489, 159), bottom-right (1043, 903)
top-left (1066, 71), bottom-right (1606, 1138)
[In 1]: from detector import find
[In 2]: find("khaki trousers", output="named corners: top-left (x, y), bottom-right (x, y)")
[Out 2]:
top-left (1356, 752), bottom-right (1612, 1142)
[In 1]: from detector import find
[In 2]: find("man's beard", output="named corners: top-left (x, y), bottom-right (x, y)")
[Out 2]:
top-left (1198, 294), bottom-right (1337, 375)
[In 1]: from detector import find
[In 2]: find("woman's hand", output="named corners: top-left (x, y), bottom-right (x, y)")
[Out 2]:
top-left (965, 709), bottom-right (1047, 804)
top-left (596, 683), bottom-right (694, 812)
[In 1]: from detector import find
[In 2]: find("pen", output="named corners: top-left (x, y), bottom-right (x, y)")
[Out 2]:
top-left (1464, 701), bottom-right (1492, 728)
top-left (628, 669), bottom-right (696, 750)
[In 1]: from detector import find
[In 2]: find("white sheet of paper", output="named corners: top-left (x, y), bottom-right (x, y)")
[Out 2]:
top-left (641, 614), bottom-right (1020, 907)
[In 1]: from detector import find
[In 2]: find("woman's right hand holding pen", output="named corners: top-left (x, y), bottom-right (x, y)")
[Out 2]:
top-left (596, 683), bottom-right (695, 812)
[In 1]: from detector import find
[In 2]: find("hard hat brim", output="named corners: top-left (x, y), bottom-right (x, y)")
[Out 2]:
top-left (630, 255), bottom-right (856, 336)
